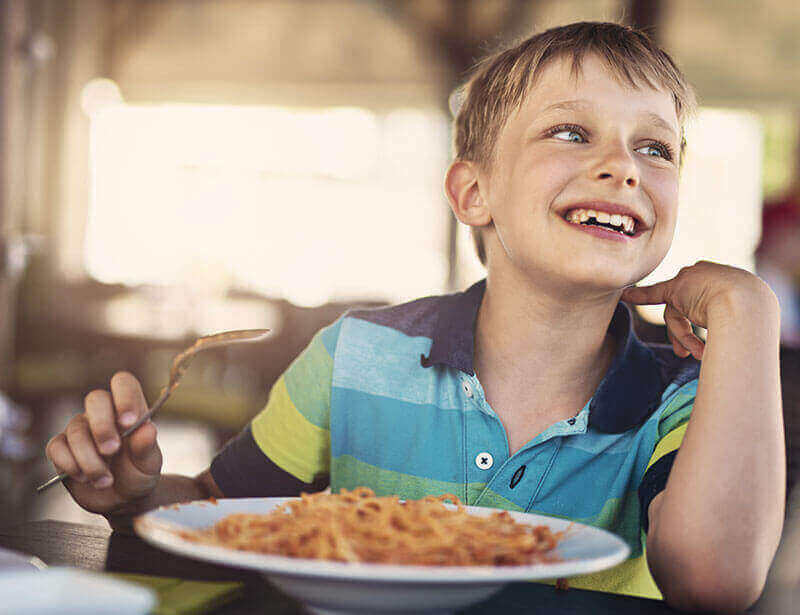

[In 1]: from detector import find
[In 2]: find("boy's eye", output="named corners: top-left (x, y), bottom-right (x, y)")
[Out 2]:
top-left (635, 142), bottom-right (673, 161)
top-left (547, 124), bottom-right (586, 143)
top-left (554, 130), bottom-right (584, 143)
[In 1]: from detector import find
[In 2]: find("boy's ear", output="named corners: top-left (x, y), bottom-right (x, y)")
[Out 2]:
top-left (444, 160), bottom-right (492, 228)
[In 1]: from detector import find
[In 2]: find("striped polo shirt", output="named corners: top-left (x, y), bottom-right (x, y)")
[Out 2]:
top-left (210, 279), bottom-right (700, 600)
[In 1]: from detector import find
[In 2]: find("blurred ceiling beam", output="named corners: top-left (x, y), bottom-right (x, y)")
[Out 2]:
top-left (103, 0), bottom-right (164, 78)
top-left (374, 0), bottom-right (533, 84)
top-left (107, 1), bottom-right (450, 106)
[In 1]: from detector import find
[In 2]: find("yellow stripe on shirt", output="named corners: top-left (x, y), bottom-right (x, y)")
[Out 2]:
top-left (646, 421), bottom-right (688, 471)
top-left (251, 376), bottom-right (330, 483)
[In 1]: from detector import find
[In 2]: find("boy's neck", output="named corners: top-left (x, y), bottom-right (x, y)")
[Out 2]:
top-left (473, 269), bottom-right (621, 409)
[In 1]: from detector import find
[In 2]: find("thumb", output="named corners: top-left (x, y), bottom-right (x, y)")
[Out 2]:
top-left (126, 420), bottom-right (162, 475)
top-left (112, 421), bottom-right (162, 490)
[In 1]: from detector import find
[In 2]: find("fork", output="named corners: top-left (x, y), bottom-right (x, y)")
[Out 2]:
top-left (36, 328), bottom-right (271, 493)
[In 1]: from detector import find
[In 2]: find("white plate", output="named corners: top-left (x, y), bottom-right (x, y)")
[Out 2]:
top-left (0, 545), bottom-right (48, 572)
top-left (134, 497), bottom-right (630, 615)
top-left (0, 568), bottom-right (155, 615)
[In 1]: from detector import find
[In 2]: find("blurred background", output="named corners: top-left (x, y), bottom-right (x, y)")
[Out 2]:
top-left (0, 0), bottom-right (798, 569)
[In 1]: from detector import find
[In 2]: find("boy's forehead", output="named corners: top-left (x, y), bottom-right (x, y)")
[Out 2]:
top-left (512, 54), bottom-right (679, 136)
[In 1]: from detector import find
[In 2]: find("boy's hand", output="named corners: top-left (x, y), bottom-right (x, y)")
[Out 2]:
top-left (621, 260), bottom-right (779, 361)
top-left (45, 371), bottom-right (163, 515)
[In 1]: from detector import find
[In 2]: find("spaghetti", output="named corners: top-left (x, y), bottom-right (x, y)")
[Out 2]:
top-left (180, 487), bottom-right (563, 566)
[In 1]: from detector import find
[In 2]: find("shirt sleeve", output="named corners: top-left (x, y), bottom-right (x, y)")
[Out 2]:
top-left (209, 424), bottom-right (330, 497)
top-left (638, 379), bottom-right (697, 533)
top-left (210, 317), bottom-right (343, 493)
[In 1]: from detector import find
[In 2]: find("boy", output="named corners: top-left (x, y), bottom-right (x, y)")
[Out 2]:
top-left (45, 22), bottom-right (784, 612)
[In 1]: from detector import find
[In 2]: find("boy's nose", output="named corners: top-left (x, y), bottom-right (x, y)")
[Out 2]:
top-left (592, 146), bottom-right (639, 188)
top-left (596, 170), bottom-right (638, 188)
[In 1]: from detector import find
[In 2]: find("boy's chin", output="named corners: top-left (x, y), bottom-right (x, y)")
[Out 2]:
top-left (558, 253), bottom-right (662, 290)
top-left (502, 263), bottom-right (641, 297)
top-left (491, 255), bottom-right (653, 294)
top-left (551, 261), bottom-right (643, 289)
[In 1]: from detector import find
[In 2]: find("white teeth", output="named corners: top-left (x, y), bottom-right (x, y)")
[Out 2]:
top-left (564, 208), bottom-right (637, 235)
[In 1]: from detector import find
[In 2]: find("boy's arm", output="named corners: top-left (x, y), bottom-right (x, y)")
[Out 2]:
top-left (104, 471), bottom-right (223, 534)
top-left (623, 262), bottom-right (785, 612)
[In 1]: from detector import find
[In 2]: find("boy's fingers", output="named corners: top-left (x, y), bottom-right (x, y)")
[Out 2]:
top-left (110, 372), bottom-right (149, 430)
top-left (622, 282), bottom-right (671, 305)
top-left (667, 328), bottom-right (691, 358)
top-left (64, 415), bottom-right (114, 487)
top-left (45, 433), bottom-right (87, 482)
top-left (84, 390), bottom-right (120, 456)
top-left (664, 305), bottom-right (704, 359)
top-left (110, 421), bottom-right (162, 498)
top-left (664, 303), bottom-right (693, 336)
top-left (124, 420), bottom-right (162, 476)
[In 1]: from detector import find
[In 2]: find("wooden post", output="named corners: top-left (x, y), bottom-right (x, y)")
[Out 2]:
top-left (628, 0), bottom-right (663, 43)
top-left (0, 0), bottom-right (28, 390)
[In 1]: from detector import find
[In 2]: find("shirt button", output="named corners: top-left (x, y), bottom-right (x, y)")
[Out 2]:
top-left (462, 381), bottom-right (473, 398)
top-left (568, 417), bottom-right (576, 426)
top-left (475, 452), bottom-right (493, 469)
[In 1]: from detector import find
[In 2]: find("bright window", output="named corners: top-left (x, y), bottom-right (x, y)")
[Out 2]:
top-left (85, 103), bottom-right (451, 306)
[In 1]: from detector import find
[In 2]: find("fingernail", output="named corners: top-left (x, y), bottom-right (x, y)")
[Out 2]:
top-left (120, 413), bottom-right (136, 427)
top-left (99, 439), bottom-right (119, 455)
top-left (94, 475), bottom-right (113, 489)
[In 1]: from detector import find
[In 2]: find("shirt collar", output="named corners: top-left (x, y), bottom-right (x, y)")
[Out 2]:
top-left (422, 278), bottom-right (664, 433)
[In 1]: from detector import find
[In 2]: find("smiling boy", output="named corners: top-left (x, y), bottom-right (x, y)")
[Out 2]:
top-left (46, 22), bottom-right (785, 612)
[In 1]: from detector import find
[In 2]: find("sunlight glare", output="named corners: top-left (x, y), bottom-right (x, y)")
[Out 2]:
top-left (85, 103), bottom-right (449, 307)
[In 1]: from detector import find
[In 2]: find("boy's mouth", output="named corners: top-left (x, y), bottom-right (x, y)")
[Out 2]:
top-left (562, 207), bottom-right (640, 238)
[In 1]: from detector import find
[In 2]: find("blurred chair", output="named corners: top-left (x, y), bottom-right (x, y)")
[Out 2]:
top-left (781, 346), bottom-right (800, 493)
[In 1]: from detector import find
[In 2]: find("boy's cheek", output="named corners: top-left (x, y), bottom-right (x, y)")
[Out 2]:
top-left (648, 175), bottom-right (680, 220)
top-left (635, 233), bottom-right (674, 282)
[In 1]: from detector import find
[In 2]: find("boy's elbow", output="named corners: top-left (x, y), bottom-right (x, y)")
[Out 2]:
top-left (659, 569), bottom-right (765, 613)
top-left (650, 539), bottom-right (767, 612)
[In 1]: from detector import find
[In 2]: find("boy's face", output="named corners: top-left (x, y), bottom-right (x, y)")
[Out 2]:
top-left (477, 53), bottom-right (681, 295)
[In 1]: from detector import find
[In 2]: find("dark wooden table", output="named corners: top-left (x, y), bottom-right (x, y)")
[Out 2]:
top-left (0, 520), bottom-right (738, 614)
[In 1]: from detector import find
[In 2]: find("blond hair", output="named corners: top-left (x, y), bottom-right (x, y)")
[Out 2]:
top-left (452, 22), bottom-right (697, 266)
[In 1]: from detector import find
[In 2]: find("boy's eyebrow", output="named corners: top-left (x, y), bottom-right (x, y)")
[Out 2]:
top-left (540, 99), bottom-right (593, 114)
top-left (642, 111), bottom-right (678, 139)
top-left (539, 99), bottom-right (678, 139)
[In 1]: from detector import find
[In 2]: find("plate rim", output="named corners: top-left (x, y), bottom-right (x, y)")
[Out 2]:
top-left (133, 497), bottom-right (631, 584)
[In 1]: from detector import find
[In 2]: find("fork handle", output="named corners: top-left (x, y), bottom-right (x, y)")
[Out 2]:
top-left (36, 471), bottom-right (70, 493)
